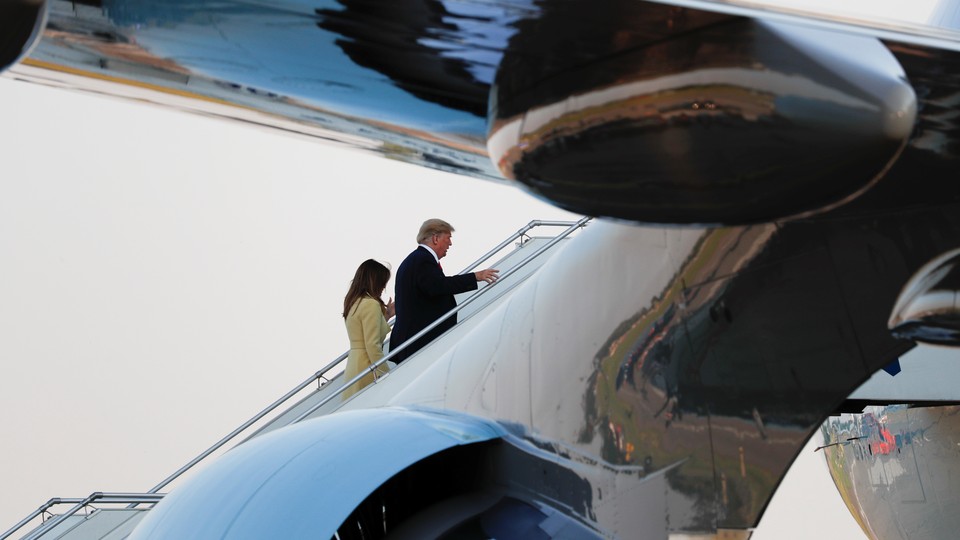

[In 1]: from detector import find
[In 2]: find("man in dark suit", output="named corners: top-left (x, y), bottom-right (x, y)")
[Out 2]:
top-left (389, 219), bottom-right (499, 364)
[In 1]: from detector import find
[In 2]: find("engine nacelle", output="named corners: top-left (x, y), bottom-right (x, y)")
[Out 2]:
top-left (127, 407), bottom-right (602, 539)
top-left (488, 4), bottom-right (916, 225)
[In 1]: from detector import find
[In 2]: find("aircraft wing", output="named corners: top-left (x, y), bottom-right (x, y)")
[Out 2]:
top-left (7, 0), bottom-right (959, 225)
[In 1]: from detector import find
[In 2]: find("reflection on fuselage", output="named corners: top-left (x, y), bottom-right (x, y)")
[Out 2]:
top-left (395, 195), bottom-right (960, 534)
top-left (821, 403), bottom-right (960, 539)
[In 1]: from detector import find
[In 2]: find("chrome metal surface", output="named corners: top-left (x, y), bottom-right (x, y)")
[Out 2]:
top-left (890, 248), bottom-right (960, 345)
top-left (127, 409), bottom-right (503, 540)
top-left (489, 5), bottom-right (916, 223)
top-left (12, 0), bottom-right (503, 181)
top-left (10, 1), bottom-right (960, 224)
top-left (820, 404), bottom-right (960, 539)
top-left (12, 1), bottom-right (960, 226)
top-left (369, 202), bottom-right (960, 535)
top-left (10, 201), bottom-right (960, 536)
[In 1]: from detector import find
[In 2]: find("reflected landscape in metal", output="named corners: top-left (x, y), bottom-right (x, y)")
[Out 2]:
top-left (17, 0), bottom-right (503, 179)
top-left (890, 248), bottom-right (960, 345)
top-left (416, 189), bottom-right (960, 534)
top-left (820, 403), bottom-right (960, 540)
top-left (489, 3), bottom-right (916, 224)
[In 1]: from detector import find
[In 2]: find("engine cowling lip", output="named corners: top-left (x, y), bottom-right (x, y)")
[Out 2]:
top-left (126, 407), bottom-right (504, 540)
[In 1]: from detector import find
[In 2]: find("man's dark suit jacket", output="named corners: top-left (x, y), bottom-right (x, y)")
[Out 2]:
top-left (390, 246), bottom-right (477, 363)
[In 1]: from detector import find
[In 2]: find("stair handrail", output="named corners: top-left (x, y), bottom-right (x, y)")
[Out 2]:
top-left (0, 498), bottom-right (83, 540)
top-left (143, 218), bottom-right (587, 496)
top-left (289, 216), bottom-right (591, 424)
top-left (1, 493), bottom-right (165, 540)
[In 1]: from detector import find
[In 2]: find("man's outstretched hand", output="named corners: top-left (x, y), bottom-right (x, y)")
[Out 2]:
top-left (475, 268), bottom-right (500, 284)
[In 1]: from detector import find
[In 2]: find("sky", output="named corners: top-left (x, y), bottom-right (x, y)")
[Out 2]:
top-left (0, 77), bottom-right (867, 538)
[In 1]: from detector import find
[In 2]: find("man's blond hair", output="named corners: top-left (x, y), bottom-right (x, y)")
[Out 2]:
top-left (417, 218), bottom-right (454, 244)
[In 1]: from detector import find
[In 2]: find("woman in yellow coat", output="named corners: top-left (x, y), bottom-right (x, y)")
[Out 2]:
top-left (342, 259), bottom-right (394, 399)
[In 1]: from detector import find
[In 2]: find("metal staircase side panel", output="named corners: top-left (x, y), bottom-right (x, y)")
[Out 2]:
top-left (97, 510), bottom-right (148, 540)
top-left (18, 515), bottom-right (83, 540)
top-left (36, 509), bottom-right (147, 540)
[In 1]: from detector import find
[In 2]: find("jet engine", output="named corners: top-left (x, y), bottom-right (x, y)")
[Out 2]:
top-left (488, 3), bottom-right (917, 225)
top-left (126, 408), bottom-right (602, 539)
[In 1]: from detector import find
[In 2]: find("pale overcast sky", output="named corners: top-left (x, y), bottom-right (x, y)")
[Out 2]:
top-left (0, 76), bottom-right (864, 538)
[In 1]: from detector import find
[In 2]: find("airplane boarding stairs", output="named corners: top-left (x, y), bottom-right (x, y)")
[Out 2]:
top-left (1, 218), bottom-right (589, 540)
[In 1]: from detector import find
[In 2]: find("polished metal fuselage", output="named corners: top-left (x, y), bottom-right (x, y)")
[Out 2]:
top-left (820, 404), bottom-right (960, 540)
